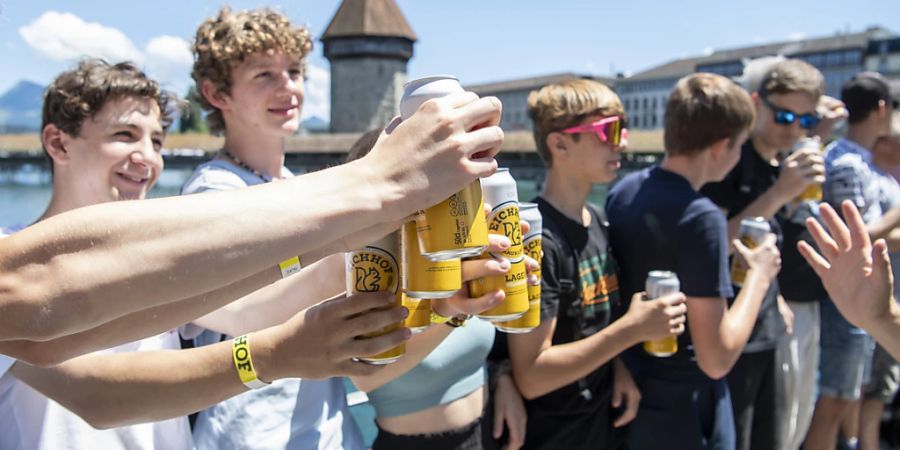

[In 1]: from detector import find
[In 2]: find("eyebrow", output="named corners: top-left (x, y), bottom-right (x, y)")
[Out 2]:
top-left (110, 121), bottom-right (164, 136)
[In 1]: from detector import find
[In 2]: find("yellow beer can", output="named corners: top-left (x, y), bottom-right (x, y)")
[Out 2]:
top-left (401, 76), bottom-right (489, 261)
top-left (414, 182), bottom-right (489, 261)
top-left (643, 270), bottom-right (680, 357)
top-left (730, 217), bottom-right (771, 287)
top-left (495, 202), bottom-right (542, 333)
top-left (346, 231), bottom-right (405, 364)
top-left (402, 221), bottom-right (462, 298)
top-left (472, 169), bottom-right (529, 321)
top-left (793, 137), bottom-right (824, 202)
top-left (402, 294), bottom-right (431, 334)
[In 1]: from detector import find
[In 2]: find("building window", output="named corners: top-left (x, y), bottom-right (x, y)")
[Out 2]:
top-left (634, 117), bottom-right (640, 128)
top-left (643, 98), bottom-right (648, 109)
top-left (652, 97), bottom-right (657, 109)
top-left (651, 115), bottom-right (657, 127)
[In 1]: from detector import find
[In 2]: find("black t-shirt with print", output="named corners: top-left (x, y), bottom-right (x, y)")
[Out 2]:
top-left (700, 140), bottom-right (786, 352)
top-left (521, 197), bottom-right (622, 450)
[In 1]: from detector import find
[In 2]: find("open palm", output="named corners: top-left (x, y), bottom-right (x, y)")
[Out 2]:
top-left (797, 201), bottom-right (894, 329)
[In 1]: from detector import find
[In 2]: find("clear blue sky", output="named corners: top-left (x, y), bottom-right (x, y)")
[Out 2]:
top-left (1, 0), bottom-right (898, 120)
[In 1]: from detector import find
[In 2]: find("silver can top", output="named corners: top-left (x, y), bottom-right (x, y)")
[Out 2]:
top-left (739, 216), bottom-right (771, 234)
top-left (646, 270), bottom-right (680, 298)
top-left (519, 202), bottom-right (542, 237)
top-left (400, 75), bottom-right (463, 120)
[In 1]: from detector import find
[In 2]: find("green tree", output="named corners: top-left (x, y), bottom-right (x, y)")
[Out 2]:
top-left (178, 85), bottom-right (208, 134)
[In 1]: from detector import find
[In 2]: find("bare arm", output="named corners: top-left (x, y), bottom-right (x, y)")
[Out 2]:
top-left (193, 255), bottom-right (345, 337)
top-left (0, 267), bottom-right (277, 366)
top-left (0, 93), bottom-right (503, 342)
top-left (10, 290), bottom-right (413, 429)
top-left (688, 236), bottom-right (780, 379)
top-left (508, 292), bottom-right (686, 400)
top-left (867, 207), bottom-right (900, 244)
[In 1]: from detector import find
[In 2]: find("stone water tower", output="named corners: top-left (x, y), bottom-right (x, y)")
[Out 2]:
top-left (322, 0), bottom-right (417, 133)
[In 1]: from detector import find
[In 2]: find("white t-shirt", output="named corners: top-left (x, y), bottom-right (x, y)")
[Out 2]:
top-left (181, 159), bottom-right (364, 450)
top-left (0, 227), bottom-right (193, 450)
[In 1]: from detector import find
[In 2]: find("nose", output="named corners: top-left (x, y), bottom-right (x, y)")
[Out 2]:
top-left (128, 139), bottom-right (161, 176)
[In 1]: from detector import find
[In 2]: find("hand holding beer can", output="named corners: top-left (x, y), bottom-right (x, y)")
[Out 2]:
top-left (496, 202), bottom-right (542, 333)
top-left (402, 221), bottom-right (461, 299)
top-left (470, 168), bottom-right (530, 321)
top-left (792, 137), bottom-right (824, 202)
top-left (401, 76), bottom-right (489, 261)
top-left (730, 217), bottom-right (772, 287)
top-left (643, 271), bottom-right (680, 357)
top-left (346, 231), bottom-right (405, 364)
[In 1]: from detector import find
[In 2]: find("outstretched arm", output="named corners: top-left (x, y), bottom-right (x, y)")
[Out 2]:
top-left (798, 200), bottom-right (900, 360)
top-left (10, 291), bottom-right (410, 429)
top-left (0, 93), bottom-right (503, 343)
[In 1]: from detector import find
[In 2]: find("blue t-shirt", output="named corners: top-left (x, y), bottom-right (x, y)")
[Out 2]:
top-left (181, 158), bottom-right (364, 450)
top-left (607, 166), bottom-right (733, 374)
top-left (606, 166), bottom-right (735, 449)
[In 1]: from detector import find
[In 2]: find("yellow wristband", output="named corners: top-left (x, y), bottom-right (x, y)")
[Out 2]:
top-left (232, 334), bottom-right (270, 389)
top-left (278, 256), bottom-right (302, 278)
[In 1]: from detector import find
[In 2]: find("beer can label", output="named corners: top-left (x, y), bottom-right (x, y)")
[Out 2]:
top-left (487, 201), bottom-right (524, 262)
top-left (402, 222), bottom-right (462, 294)
top-left (471, 258), bottom-right (529, 319)
top-left (415, 182), bottom-right (489, 255)
top-left (349, 246), bottom-right (399, 294)
top-left (403, 296), bottom-right (431, 332)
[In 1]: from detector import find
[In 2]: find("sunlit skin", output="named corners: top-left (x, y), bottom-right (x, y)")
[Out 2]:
top-left (41, 96), bottom-right (164, 218)
top-left (557, 114), bottom-right (626, 185)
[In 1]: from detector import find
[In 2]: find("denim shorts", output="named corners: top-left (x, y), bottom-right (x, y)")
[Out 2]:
top-left (819, 298), bottom-right (875, 400)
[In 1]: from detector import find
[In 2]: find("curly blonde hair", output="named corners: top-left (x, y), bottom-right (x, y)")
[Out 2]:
top-left (191, 6), bottom-right (313, 134)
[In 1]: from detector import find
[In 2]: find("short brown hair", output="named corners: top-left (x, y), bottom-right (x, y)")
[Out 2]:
top-left (191, 6), bottom-right (313, 134)
top-left (664, 73), bottom-right (755, 156)
top-left (758, 59), bottom-right (824, 101)
top-left (526, 79), bottom-right (623, 167)
top-left (41, 58), bottom-right (175, 159)
top-left (346, 129), bottom-right (382, 163)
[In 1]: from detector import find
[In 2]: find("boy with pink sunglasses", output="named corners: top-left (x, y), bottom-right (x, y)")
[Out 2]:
top-left (504, 79), bottom-right (687, 449)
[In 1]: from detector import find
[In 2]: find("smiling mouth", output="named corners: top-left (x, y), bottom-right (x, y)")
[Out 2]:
top-left (268, 106), bottom-right (297, 115)
top-left (116, 172), bottom-right (150, 184)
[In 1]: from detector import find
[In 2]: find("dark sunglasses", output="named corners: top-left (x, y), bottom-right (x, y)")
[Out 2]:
top-left (761, 96), bottom-right (821, 130)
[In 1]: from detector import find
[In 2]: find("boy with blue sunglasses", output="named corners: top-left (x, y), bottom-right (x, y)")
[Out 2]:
top-left (700, 58), bottom-right (826, 450)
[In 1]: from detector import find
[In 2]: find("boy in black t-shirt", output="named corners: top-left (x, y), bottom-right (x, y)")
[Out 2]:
top-left (506, 79), bottom-right (688, 450)
top-left (700, 58), bottom-right (827, 450)
top-left (606, 73), bottom-right (782, 450)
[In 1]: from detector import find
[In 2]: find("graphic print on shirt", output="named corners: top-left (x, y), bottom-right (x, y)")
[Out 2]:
top-left (577, 252), bottom-right (619, 336)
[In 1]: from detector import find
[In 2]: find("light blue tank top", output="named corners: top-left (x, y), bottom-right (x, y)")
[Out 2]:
top-left (365, 317), bottom-right (496, 418)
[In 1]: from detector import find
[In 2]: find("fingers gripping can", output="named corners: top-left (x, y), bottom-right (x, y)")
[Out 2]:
top-left (401, 76), bottom-right (489, 261)
top-left (470, 169), bottom-right (529, 321)
top-left (346, 231), bottom-right (405, 364)
top-left (644, 271), bottom-right (680, 357)
top-left (495, 202), bottom-right (542, 333)
top-left (402, 221), bottom-right (462, 299)
top-left (731, 217), bottom-right (772, 287)
top-left (402, 293), bottom-right (431, 334)
top-left (793, 137), bottom-right (823, 202)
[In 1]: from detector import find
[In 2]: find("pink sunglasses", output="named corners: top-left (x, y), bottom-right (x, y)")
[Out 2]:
top-left (561, 116), bottom-right (628, 146)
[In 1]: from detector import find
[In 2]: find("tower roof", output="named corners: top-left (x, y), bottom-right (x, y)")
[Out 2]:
top-left (322, 0), bottom-right (417, 41)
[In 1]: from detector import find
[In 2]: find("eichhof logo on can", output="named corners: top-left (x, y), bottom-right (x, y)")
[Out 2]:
top-left (346, 232), bottom-right (405, 365)
top-left (472, 168), bottom-right (529, 322)
top-left (495, 202), bottom-right (543, 333)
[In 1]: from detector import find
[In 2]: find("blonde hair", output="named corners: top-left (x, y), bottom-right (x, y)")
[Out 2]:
top-left (191, 6), bottom-right (312, 134)
top-left (664, 73), bottom-right (755, 156)
top-left (526, 79), bottom-right (623, 167)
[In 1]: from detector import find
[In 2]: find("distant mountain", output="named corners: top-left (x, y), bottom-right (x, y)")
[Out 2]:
top-left (0, 80), bottom-right (45, 133)
top-left (301, 116), bottom-right (329, 133)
